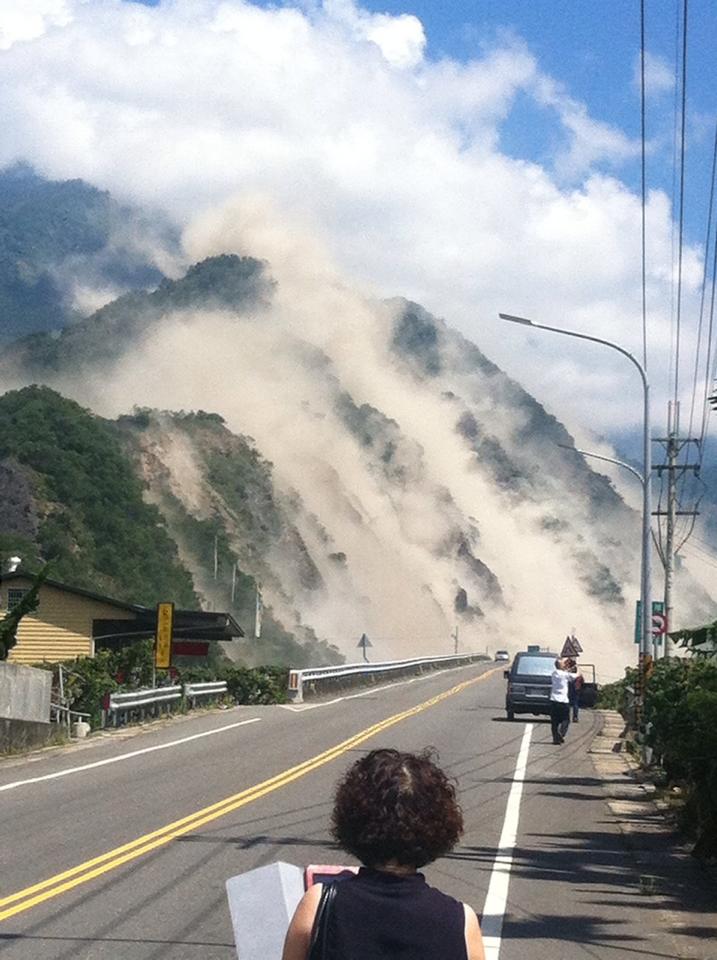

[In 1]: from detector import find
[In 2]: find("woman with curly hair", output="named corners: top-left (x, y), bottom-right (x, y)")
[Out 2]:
top-left (282, 748), bottom-right (485, 960)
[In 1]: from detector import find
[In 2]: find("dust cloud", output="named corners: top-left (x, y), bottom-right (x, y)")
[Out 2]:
top-left (11, 196), bottom-right (711, 684)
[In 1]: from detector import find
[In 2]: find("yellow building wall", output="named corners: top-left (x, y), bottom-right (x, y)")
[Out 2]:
top-left (2, 579), bottom-right (137, 665)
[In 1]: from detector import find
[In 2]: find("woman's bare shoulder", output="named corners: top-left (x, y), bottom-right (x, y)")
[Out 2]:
top-left (281, 884), bottom-right (324, 960)
top-left (463, 903), bottom-right (486, 960)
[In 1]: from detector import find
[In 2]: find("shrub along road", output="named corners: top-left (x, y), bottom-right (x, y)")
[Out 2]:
top-left (0, 663), bottom-right (711, 959)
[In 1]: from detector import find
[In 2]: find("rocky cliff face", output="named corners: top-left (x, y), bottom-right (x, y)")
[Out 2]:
top-left (2, 252), bottom-right (715, 680)
top-left (118, 409), bottom-right (334, 661)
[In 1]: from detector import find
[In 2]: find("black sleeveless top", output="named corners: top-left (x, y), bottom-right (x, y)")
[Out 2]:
top-left (322, 868), bottom-right (467, 960)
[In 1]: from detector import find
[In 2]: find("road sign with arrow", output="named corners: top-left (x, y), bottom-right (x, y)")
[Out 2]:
top-left (357, 633), bottom-right (372, 662)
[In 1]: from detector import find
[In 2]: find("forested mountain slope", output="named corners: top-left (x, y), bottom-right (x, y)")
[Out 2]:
top-left (0, 165), bottom-right (176, 342)
top-left (0, 386), bottom-right (340, 667)
top-left (1, 177), bottom-right (715, 677)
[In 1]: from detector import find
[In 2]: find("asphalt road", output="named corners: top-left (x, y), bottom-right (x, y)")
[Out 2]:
top-left (0, 664), bottom-right (694, 959)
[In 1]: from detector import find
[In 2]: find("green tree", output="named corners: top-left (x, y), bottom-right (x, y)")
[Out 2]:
top-left (0, 565), bottom-right (49, 660)
top-left (0, 386), bottom-right (197, 607)
top-left (644, 657), bottom-right (717, 858)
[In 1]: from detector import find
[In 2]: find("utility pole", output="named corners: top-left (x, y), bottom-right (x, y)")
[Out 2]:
top-left (663, 402), bottom-right (678, 659)
top-left (652, 401), bottom-right (700, 657)
top-left (498, 311), bottom-right (652, 741)
top-left (452, 626), bottom-right (459, 655)
top-left (254, 584), bottom-right (262, 639)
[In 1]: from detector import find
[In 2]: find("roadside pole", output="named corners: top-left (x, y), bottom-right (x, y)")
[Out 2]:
top-left (499, 313), bottom-right (652, 757)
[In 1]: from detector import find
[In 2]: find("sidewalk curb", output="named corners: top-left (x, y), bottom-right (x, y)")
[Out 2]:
top-left (590, 708), bottom-right (705, 852)
top-left (0, 702), bottom-right (245, 769)
top-left (590, 709), bottom-right (717, 959)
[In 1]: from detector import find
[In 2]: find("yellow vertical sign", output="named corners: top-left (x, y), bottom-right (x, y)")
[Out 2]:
top-left (155, 602), bottom-right (174, 669)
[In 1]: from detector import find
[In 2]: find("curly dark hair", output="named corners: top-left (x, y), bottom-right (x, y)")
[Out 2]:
top-left (331, 748), bottom-right (463, 868)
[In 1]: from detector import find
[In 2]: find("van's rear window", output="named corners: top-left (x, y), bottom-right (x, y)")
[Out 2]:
top-left (514, 656), bottom-right (555, 676)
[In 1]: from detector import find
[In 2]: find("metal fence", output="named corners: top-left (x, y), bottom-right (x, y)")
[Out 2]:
top-left (50, 701), bottom-right (91, 729)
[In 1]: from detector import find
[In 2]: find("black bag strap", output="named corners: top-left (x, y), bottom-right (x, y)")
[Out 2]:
top-left (308, 882), bottom-right (337, 960)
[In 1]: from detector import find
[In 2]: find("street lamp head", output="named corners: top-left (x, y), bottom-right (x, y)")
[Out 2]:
top-left (498, 312), bottom-right (534, 326)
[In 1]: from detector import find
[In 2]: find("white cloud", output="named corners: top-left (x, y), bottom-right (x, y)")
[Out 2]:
top-left (634, 50), bottom-right (675, 96)
top-left (0, 0), bottom-right (73, 50)
top-left (0, 0), bottom-right (706, 436)
top-left (533, 75), bottom-right (642, 178)
top-left (324, 0), bottom-right (426, 68)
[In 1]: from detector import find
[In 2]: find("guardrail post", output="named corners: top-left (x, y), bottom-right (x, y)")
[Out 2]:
top-left (287, 670), bottom-right (304, 704)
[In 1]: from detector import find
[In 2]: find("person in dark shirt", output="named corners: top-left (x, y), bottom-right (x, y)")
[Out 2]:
top-left (282, 748), bottom-right (485, 960)
top-left (565, 658), bottom-right (584, 722)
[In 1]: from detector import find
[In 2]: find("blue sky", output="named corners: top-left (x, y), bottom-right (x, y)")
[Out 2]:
top-left (349, 1), bottom-right (715, 245)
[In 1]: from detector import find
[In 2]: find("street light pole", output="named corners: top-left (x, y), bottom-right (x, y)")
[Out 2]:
top-left (498, 313), bottom-right (652, 720)
top-left (559, 444), bottom-right (663, 659)
top-left (557, 443), bottom-right (645, 487)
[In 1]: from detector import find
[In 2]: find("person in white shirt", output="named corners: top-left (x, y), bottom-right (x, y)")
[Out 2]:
top-left (549, 658), bottom-right (573, 744)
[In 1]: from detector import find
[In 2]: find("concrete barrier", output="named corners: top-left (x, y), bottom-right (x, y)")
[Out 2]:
top-left (0, 718), bottom-right (59, 753)
top-left (226, 862), bottom-right (304, 960)
top-left (0, 662), bottom-right (51, 722)
top-left (0, 662), bottom-right (54, 753)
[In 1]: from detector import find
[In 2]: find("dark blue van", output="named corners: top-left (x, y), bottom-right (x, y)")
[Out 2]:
top-left (504, 652), bottom-right (597, 720)
top-left (504, 651), bottom-right (559, 720)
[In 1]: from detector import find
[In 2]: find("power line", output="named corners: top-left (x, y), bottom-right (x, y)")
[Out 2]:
top-left (667, 0), bottom-right (682, 402)
top-left (690, 533), bottom-right (717, 553)
top-left (687, 123), bottom-right (717, 445)
top-left (640, 0), bottom-right (648, 371)
top-left (675, 494), bottom-right (702, 554)
top-left (672, 0), bottom-right (689, 410)
top-left (666, 1), bottom-right (708, 559)
top-left (655, 467), bottom-right (666, 562)
top-left (679, 125), bottom-right (717, 546)
top-left (700, 126), bottom-right (717, 451)
top-left (682, 543), bottom-right (717, 571)
top-left (683, 536), bottom-right (717, 560)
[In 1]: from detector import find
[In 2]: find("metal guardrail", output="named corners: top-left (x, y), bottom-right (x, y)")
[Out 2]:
top-left (103, 682), bottom-right (228, 726)
top-left (106, 685), bottom-right (182, 726)
top-left (184, 680), bottom-right (228, 707)
top-left (287, 653), bottom-right (487, 703)
top-left (109, 686), bottom-right (183, 710)
top-left (99, 656), bottom-right (482, 726)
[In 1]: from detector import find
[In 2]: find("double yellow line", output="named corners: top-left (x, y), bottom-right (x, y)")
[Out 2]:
top-left (0, 668), bottom-right (497, 923)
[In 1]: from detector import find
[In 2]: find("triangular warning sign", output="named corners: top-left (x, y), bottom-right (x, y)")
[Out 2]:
top-left (561, 635), bottom-right (580, 658)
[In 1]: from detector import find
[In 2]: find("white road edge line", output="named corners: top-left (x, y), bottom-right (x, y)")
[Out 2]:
top-left (0, 717), bottom-right (262, 793)
top-left (480, 722), bottom-right (534, 960)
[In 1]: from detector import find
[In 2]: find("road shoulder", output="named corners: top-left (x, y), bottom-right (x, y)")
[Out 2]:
top-left (590, 710), bottom-right (717, 959)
